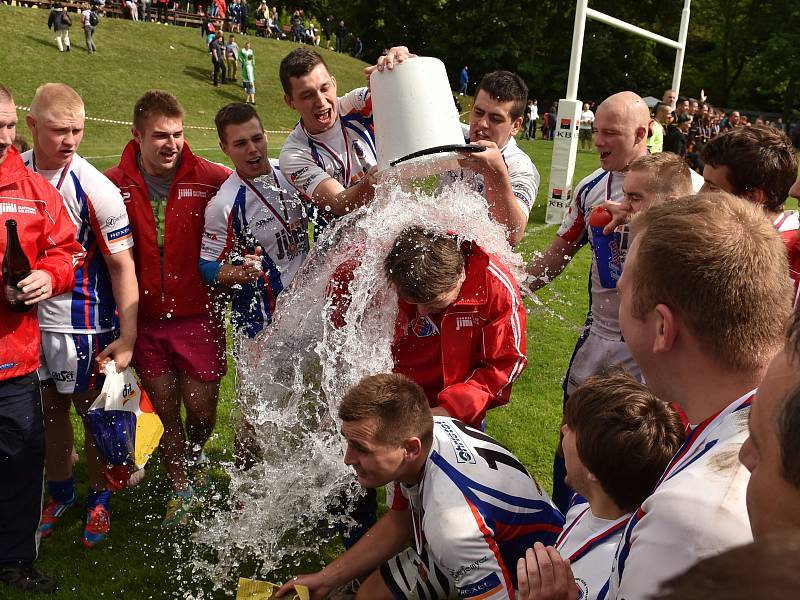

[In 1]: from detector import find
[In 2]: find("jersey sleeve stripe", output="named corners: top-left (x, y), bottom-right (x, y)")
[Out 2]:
top-left (464, 496), bottom-right (514, 598)
top-left (486, 263), bottom-right (526, 394)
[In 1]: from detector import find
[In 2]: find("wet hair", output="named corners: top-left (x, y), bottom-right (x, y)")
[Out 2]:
top-left (653, 535), bottom-right (800, 600)
top-left (700, 125), bottom-right (797, 212)
top-left (627, 153), bottom-right (694, 203)
top-left (475, 71), bottom-right (528, 120)
top-left (214, 102), bottom-right (263, 142)
top-left (279, 48), bottom-right (328, 96)
top-left (339, 373), bottom-right (434, 448)
top-left (132, 90), bottom-right (184, 132)
top-left (564, 370), bottom-right (685, 511)
top-left (629, 192), bottom-right (792, 372)
top-left (383, 227), bottom-right (465, 304)
top-left (0, 83), bottom-right (12, 103)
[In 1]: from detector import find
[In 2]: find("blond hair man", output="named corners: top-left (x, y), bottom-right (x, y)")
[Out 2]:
top-left (607, 192), bottom-right (793, 598)
top-left (23, 83), bottom-right (138, 549)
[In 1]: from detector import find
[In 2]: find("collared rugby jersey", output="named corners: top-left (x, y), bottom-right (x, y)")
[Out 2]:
top-left (23, 151), bottom-right (133, 333)
top-left (388, 417), bottom-right (564, 599)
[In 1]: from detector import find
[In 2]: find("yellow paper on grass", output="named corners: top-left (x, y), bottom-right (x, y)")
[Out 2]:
top-left (236, 578), bottom-right (310, 600)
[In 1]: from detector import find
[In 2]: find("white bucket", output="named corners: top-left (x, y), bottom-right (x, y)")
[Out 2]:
top-left (370, 57), bottom-right (468, 177)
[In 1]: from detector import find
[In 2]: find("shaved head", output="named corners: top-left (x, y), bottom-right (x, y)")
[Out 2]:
top-left (593, 91), bottom-right (649, 172)
top-left (29, 83), bottom-right (84, 122)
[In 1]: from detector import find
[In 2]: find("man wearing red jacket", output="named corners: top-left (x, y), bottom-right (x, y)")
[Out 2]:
top-left (106, 91), bottom-right (231, 528)
top-left (0, 83), bottom-right (84, 594)
top-left (384, 227), bottom-right (527, 429)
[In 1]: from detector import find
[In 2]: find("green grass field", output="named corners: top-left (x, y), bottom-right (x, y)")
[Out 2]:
top-left (0, 6), bottom-right (600, 597)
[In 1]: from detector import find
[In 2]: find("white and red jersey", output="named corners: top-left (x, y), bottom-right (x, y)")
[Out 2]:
top-left (200, 160), bottom-right (308, 338)
top-left (388, 417), bottom-right (564, 600)
top-left (773, 210), bottom-right (800, 303)
top-left (555, 499), bottom-right (630, 600)
top-left (601, 391), bottom-right (754, 600)
top-left (23, 151), bottom-right (133, 333)
top-left (279, 87), bottom-right (377, 201)
top-left (439, 124), bottom-right (540, 218)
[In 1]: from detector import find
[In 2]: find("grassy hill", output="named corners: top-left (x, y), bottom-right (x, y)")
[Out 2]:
top-left (0, 6), bottom-right (600, 598)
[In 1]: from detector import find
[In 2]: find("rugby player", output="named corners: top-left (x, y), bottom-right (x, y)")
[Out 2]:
top-left (700, 125), bottom-right (800, 297)
top-left (200, 102), bottom-right (308, 338)
top-left (276, 373), bottom-right (563, 600)
top-left (23, 83), bottom-right (138, 549)
top-left (739, 307), bottom-right (800, 538)
top-left (524, 91), bottom-right (650, 512)
top-left (278, 46), bottom-right (411, 226)
top-left (604, 192), bottom-right (793, 598)
top-left (106, 91), bottom-right (231, 528)
top-left (441, 71), bottom-right (540, 245)
top-left (517, 371), bottom-right (684, 600)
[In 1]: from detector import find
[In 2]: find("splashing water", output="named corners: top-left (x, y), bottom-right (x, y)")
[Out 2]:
top-left (191, 171), bottom-right (525, 589)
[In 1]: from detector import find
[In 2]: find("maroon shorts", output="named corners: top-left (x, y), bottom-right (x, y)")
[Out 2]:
top-left (133, 315), bottom-right (227, 382)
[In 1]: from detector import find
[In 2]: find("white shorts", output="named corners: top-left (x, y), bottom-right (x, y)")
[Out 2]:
top-left (564, 330), bottom-right (642, 396)
top-left (38, 330), bottom-right (116, 394)
top-left (380, 546), bottom-right (454, 600)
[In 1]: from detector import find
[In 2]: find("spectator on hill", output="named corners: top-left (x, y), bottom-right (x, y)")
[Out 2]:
top-left (335, 19), bottom-right (346, 52)
top-left (268, 14), bottom-right (282, 38)
top-left (546, 102), bottom-right (557, 140)
top-left (81, 3), bottom-right (98, 54)
top-left (323, 14), bottom-right (333, 49)
top-left (239, 0), bottom-right (248, 35)
top-left (229, 0), bottom-right (241, 32)
top-left (240, 41), bottom-right (255, 104)
top-left (226, 34), bottom-right (239, 82)
top-left (254, 1), bottom-right (267, 35)
top-left (155, 0), bottom-right (168, 23)
top-left (105, 91), bottom-right (231, 528)
top-left (209, 30), bottom-right (227, 86)
top-left (458, 65), bottom-right (469, 95)
top-left (521, 99), bottom-right (533, 140)
top-left (125, 0), bottom-right (138, 20)
top-left (0, 82), bottom-right (84, 597)
top-left (141, 0), bottom-right (152, 22)
top-left (48, 3), bottom-right (72, 52)
top-left (354, 36), bottom-right (363, 59)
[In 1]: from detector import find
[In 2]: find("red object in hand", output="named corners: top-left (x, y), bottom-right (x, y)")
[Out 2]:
top-left (588, 206), bottom-right (613, 228)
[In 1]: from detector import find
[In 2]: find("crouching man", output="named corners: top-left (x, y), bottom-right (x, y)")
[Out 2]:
top-left (277, 373), bottom-right (564, 600)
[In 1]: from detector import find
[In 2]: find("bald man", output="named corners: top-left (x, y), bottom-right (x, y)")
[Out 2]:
top-left (525, 91), bottom-right (650, 511)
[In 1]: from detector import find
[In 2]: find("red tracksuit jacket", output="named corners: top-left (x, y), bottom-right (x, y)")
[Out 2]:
top-left (0, 146), bottom-right (84, 380)
top-left (105, 140), bottom-right (230, 320)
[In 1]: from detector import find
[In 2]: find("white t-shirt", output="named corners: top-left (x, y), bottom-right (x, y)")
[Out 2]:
top-left (279, 87), bottom-right (377, 202)
top-left (580, 110), bottom-right (595, 130)
top-left (387, 417), bottom-right (564, 599)
top-left (602, 391), bottom-right (755, 600)
top-left (22, 151), bottom-right (134, 334)
top-left (439, 123), bottom-right (540, 218)
top-left (556, 499), bottom-right (629, 600)
top-left (200, 160), bottom-right (308, 338)
top-left (530, 104), bottom-right (539, 121)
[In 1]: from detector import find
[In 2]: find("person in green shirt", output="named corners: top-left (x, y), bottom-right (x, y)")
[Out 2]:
top-left (647, 102), bottom-right (671, 154)
top-left (239, 41), bottom-right (256, 105)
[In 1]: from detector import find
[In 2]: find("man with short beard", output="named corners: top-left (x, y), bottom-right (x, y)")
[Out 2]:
top-left (106, 91), bottom-right (231, 528)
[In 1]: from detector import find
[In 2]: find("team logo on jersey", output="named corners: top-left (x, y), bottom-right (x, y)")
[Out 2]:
top-left (457, 572), bottom-right (502, 598)
top-left (52, 370), bottom-right (76, 382)
top-left (0, 362), bottom-right (14, 370)
top-left (575, 578), bottom-right (588, 600)
top-left (455, 316), bottom-right (479, 330)
top-left (410, 314), bottom-right (439, 337)
top-left (439, 421), bottom-right (476, 464)
top-left (0, 202), bottom-right (36, 215)
top-left (105, 213), bottom-right (126, 227)
top-left (290, 166), bottom-right (309, 183)
top-left (177, 188), bottom-right (207, 199)
top-left (352, 140), bottom-right (365, 159)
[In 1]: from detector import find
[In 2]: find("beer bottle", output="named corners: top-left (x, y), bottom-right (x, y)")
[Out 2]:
top-left (3, 219), bottom-right (33, 313)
